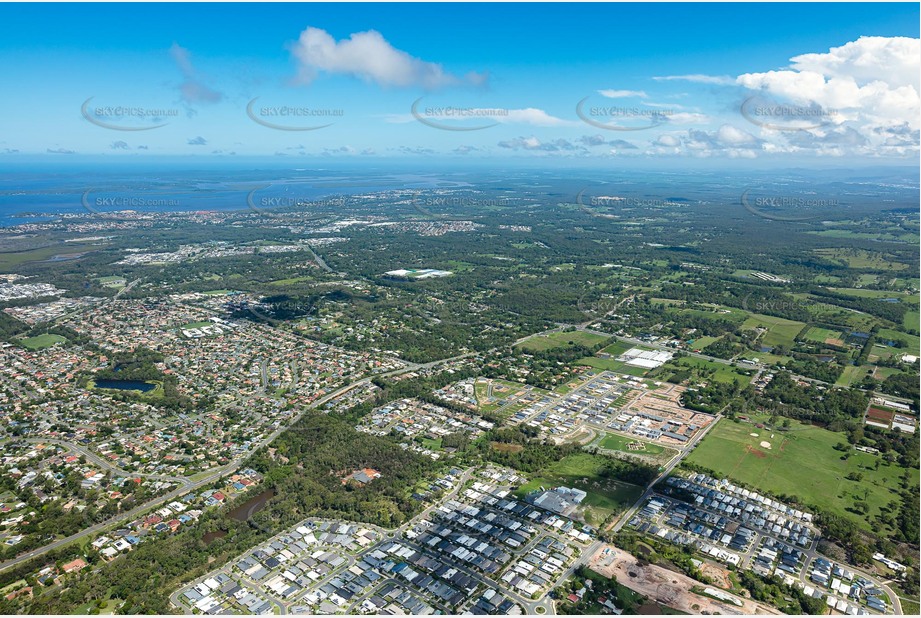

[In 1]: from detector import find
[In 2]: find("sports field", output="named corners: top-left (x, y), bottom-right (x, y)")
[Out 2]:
top-left (19, 334), bottom-right (67, 350)
top-left (686, 415), bottom-right (919, 534)
top-left (803, 326), bottom-right (844, 345)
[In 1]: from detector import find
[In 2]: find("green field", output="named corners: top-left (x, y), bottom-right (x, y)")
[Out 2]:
top-left (686, 415), bottom-right (920, 534)
top-left (0, 242), bottom-right (102, 270)
top-left (182, 321), bottom-right (212, 329)
top-left (514, 453), bottom-right (644, 526)
top-left (877, 328), bottom-right (920, 356)
top-left (742, 313), bottom-right (806, 349)
top-left (598, 340), bottom-right (632, 357)
top-left (803, 326), bottom-right (843, 344)
top-left (835, 364), bottom-right (871, 387)
top-left (815, 248), bottom-right (910, 269)
top-left (904, 310), bottom-right (920, 331)
top-left (829, 288), bottom-right (918, 302)
top-left (688, 335), bottom-right (718, 350)
top-left (19, 333), bottom-right (67, 350)
top-left (598, 433), bottom-right (676, 462)
top-left (576, 356), bottom-right (650, 376)
top-left (415, 436), bottom-right (442, 451)
top-left (656, 356), bottom-right (754, 385)
top-left (517, 330), bottom-right (609, 352)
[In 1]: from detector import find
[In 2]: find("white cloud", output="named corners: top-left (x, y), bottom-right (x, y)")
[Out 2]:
top-left (737, 36), bottom-right (920, 139)
top-left (497, 108), bottom-right (573, 127)
top-left (290, 27), bottom-right (487, 88)
top-left (716, 124), bottom-right (759, 146)
top-left (647, 125), bottom-right (763, 158)
top-left (497, 136), bottom-right (582, 152)
top-left (664, 112), bottom-right (709, 124)
top-left (654, 134), bottom-right (681, 147)
top-left (598, 89), bottom-right (647, 99)
top-left (653, 74), bottom-right (733, 85)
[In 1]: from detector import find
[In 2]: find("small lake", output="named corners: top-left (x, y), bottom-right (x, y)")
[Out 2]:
top-left (93, 379), bottom-right (156, 392)
top-left (202, 530), bottom-right (228, 545)
top-left (228, 489), bottom-right (276, 522)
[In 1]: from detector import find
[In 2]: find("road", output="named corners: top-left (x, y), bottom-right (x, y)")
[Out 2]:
top-left (560, 322), bottom-right (916, 407)
top-left (22, 437), bottom-right (192, 486)
top-left (0, 350), bottom-right (476, 574)
top-left (611, 408), bottom-right (724, 534)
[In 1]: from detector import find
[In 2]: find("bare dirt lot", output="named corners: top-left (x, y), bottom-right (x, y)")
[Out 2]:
top-left (588, 544), bottom-right (781, 615)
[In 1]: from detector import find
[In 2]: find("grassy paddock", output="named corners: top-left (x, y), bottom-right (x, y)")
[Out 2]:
top-left (686, 414), bottom-right (919, 535)
top-left (517, 330), bottom-right (609, 352)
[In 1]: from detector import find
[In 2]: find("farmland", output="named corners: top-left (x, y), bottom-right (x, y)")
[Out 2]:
top-left (741, 313), bottom-right (806, 349)
top-left (516, 330), bottom-right (609, 352)
top-left (685, 414), bottom-right (919, 535)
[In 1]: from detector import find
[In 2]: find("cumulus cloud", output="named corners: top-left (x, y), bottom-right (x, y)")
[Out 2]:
top-left (654, 134), bottom-right (681, 147)
top-left (579, 135), bottom-right (638, 149)
top-left (110, 141), bottom-right (129, 150)
top-left (290, 27), bottom-right (487, 89)
top-left (170, 43), bottom-right (223, 105)
top-left (664, 112), bottom-right (709, 124)
top-left (648, 124), bottom-right (763, 158)
top-left (46, 147), bottom-right (75, 154)
top-left (598, 89), bottom-right (647, 98)
top-left (497, 136), bottom-right (582, 152)
top-left (187, 136), bottom-right (207, 146)
top-left (737, 36), bottom-right (920, 152)
top-left (497, 108), bottom-right (573, 127)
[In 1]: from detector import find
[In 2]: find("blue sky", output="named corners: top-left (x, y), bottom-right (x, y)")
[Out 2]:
top-left (0, 2), bottom-right (917, 165)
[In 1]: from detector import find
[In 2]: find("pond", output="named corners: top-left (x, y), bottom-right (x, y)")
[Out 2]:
top-left (228, 489), bottom-right (276, 522)
top-left (202, 529), bottom-right (228, 545)
top-left (93, 379), bottom-right (156, 392)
